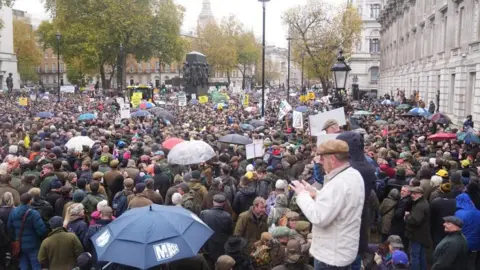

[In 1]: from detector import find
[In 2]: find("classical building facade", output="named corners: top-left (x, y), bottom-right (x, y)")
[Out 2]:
top-left (0, 6), bottom-right (20, 90)
top-left (346, 0), bottom-right (382, 93)
top-left (378, 0), bottom-right (480, 124)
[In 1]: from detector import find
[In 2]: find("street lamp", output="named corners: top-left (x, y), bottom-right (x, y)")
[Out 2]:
top-left (55, 32), bottom-right (61, 102)
top-left (331, 49), bottom-right (351, 105)
top-left (301, 52), bottom-right (305, 96)
top-left (118, 43), bottom-right (124, 97)
top-left (286, 36), bottom-right (292, 102)
top-left (436, 90), bottom-right (440, 112)
top-left (259, 0), bottom-right (270, 118)
top-left (352, 75), bottom-right (359, 100)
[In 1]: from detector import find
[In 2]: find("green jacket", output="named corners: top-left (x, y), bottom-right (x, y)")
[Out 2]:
top-left (22, 169), bottom-right (41, 185)
top-left (81, 193), bottom-right (106, 215)
top-left (38, 227), bottom-right (83, 270)
top-left (432, 231), bottom-right (468, 270)
top-left (39, 174), bottom-right (57, 198)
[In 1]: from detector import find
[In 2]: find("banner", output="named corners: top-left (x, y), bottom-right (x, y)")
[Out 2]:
top-left (199, 96), bottom-right (208, 104)
top-left (308, 92), bottom-right (315, 100)
top-left (120, 103), bottom-right (131, 119)
top-left (292, 111), bottom-right (304, 129)
top-left (19, 97), bottom-right (28, 106)
top-left (60, 85), bottom-right (75, 93)
top-left (131, 92), bottom-right (142, 107)
top-left (243, 95), bottom-right (249, 106)
top-left (278, 100), bottom-right (292, 120)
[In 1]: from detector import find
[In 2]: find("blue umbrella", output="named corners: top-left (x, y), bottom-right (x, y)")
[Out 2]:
top-left (36, 112), bottom-right (54, 118)
top-left (295, 106), bottom-right (309, 113)
top-left (91, 205), bottom-right (213, 269)
top-left (190, 99), bottom-right (199, 105)
top-left (213, 103), bottom-right (228, 110)
top-left (457, 132), bottom-right (480, 144)
top-left (240, 124), bottom-right (254, 131)
top-left (131, 110), bottom-right (152, 118)
top-left (408, 107), bottom-right (430, 117)
top-left (77, 113), bottom-right (96, 121)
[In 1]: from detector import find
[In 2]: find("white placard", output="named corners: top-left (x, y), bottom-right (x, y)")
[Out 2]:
top-left (278, 100), bottom-right (292, 120)
top-left (60, 85), bottom-right (75, 93)
top-left (78, 106), bottom-right (82, 112)
top-left (115, 118), bottom-right (121, 124)
top-left (116, 97), bottom-right (124, 104)
top-left (191, 94), bottom-right (197, 100)
top-left (120, 104), bottom-right (131, 119)
top-left (316, 133), bottom-right (340, 146)
top-left (246, 143), bottom-right (265, 160)
top-left (309, 107), bottom-right (346, 136)
top-left (89, 98), bottom-right (95, 102)
top-left (293, 111), bottom-right (304, 129)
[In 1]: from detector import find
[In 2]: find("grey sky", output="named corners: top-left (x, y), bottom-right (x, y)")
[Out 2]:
top-left (13, 0), bottom-right (341, 48)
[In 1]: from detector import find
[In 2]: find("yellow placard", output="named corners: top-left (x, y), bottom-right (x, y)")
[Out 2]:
top-left (19, 97), bottom-right (28, 106)
top-left (217, 103), bottom-right (223, 110)
top-left (299, 95), bottom-right (308, 102)
top-left (243, 95), bottom-right (249, 106)
top-left (199, 96), bottom-right (208, 104)
top-left (131, 92), bottom-right (142, 107)
top-left (222, 93), bottom-right (230, 100)
top-left (308, 92), bottom-right (315, 100)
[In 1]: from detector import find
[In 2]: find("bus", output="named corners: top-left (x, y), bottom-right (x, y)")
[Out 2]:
top-left (127, 85), bottom-right (154, 101)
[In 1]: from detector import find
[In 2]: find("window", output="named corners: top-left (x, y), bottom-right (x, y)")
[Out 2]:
top-left (165, 65), bottom-right (170, 73)
top-left (155, 62), bottom-right (160, 72)
top-left (45, 52), bottom-right (49, 58)
top-left (59, 63), bottom-right (64, 72)
top-left (52, 63), bottom-right (56, 73)
top-left (370, 39), bottom-right (380, 53)
top-left (53, 77), bottom-right (57, 84)
top-left (443, 15), bottom-right (448, 51)
top-left (370, 67), bottom-right (379, 83)
top-left (370, 4), bottom-right (380, 19)
top-left (458, 7), bottom-right (464, 46)
top-left (138, 63), bottom-right (143, 72)
top-left (36, 66), bottom-right (41, 73)
top-left (46, 76), bottom-right (50, 83)
top-left (130, 66), bottom-right (134, 73)
top-left (232, 70), bottom-right (237, 77)
top-left (147, 63), bottom-right (151, 72)
top-left (44, 64), bottom-right (49, 73)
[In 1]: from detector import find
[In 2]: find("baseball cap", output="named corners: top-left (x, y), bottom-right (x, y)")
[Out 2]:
top-left (392, 250), bottom-right (409, 266)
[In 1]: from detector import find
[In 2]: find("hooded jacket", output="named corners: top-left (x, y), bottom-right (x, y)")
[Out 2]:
top-left (153, 165), bottom-right (170, 200)
top-left (267, 194), bottom-right (290, 227)
top-left (337, 131), bottom-right (375, 255)
top-left (379, 189), bottom-right (399, 235)
top-left (233, 184), bottom-right (257, 215)
top-left (455, 193), bottom-right (480, 251)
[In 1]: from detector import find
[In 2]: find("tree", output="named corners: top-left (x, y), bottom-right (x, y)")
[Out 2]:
top-left (236, 31), bottom-right (261, 89)
top-left (283, 1), bottom-right (362, 95)
top-left (37, 0), bottom-right (185, 90)
top-left (13, 19), bottom-right (42, 84)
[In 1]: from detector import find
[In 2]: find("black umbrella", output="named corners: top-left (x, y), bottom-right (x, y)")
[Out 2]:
top-left (218, 134), bottom-right (253, 145)
top-left (152, 110), bottom-right (175, 124)
top-left (250, 120), bottom-right (265, 128)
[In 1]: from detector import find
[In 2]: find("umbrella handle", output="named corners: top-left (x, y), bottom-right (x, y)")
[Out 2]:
top-left (102, 262), bottom-right (113, 269)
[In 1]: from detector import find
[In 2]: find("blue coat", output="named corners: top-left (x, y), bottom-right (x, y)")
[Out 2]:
top-left (7, 205), bottom-right (47, 251)
top-left (455, 193), bottom-right (480, 251)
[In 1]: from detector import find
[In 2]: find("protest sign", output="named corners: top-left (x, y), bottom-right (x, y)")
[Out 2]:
top-left (278, 100), bottom-right (292, 120)
top-left (316, 133), bottom-right (340, 146)
top-left (199, 96), bottom-right (208, 103)
top-left (243, 95), bottom-right (249, 106)
top-left (292, 111), bottom-right (304, 129)
top-left (120, 103), bottom-right (131, 119)
top-left (309, 107), bottom-right (346, 136)
top-left (131, 92), bottom-right (142, 107)
top-left (308, 92), bottom-right (315, 100)
top-left (19, 97), bottom-right (28, 106)
top-left (191, 94), bottom-right (197, 100)
top-left (178, 93), bottom-right (187, 107)
top-left (246, 140), bottom-right (264, 160)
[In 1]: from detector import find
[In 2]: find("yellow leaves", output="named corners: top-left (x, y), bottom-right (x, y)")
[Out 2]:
top-left (13, 19), bottom-right (42, 82)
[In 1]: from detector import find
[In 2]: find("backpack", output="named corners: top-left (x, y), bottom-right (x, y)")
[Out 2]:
top-left (251, 244), bottom-right (271, 267)
top-left (182, 197), bottom-right (201, 216)
top-left (112, 191), bottom-right (128, 217)
top-left (192, 187), bottom-right (205, 206)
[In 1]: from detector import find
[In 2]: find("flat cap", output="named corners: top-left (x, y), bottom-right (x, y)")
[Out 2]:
top-left (443, 216), bottom-right (463, 228)
top-left (42, 163), bottom-right (53, 170)
top-left (213, 194), bottom-right (226, 203)
top-left (285, 211), bottom-right (300, 220)
top-left (322, 119), bottom-right (339, 131)
top-left (295, 221), bottom-right (310, 232)
top-left (410, 187), bottom-right (424, 194)
top-left (92, 172), bottom-right (104, 179)
top-left (317, 139), bottom-right (349, 155)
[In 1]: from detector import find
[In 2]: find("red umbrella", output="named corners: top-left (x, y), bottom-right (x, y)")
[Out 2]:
top-left (162, 138), bottom-right (184, 149)
top-left (427, 133), bottom-right (457, 142)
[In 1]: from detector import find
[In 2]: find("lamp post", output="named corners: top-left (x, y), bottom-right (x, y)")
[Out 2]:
top-left (287, 36), bottom-right (292, 102)
top-left (55, 32), bottom-right (61, 102)
top-left (352, 75), bottom-right (359, 100)
top-left (259, 0), bottom-right (270, 118)
top-left (436, 89), bottom-right (440, 112)
top-left (117, 43), bottom-right (124, 97)
top-left (301, 52), bottom-right (305, 95)
top-left (331, 49), bottom-right (351, 106)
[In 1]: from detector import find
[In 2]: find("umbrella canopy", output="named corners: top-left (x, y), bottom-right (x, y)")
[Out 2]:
top-left (249, 120), bottom-right (265, 128)
top-left (295, 106), bottom-right (309, 113)
top-left (78, 113), bottom-right (96, 121)
top-left (131, 110), bottom-right (152, 118)
top-left (409, 107), bottom-right (430, 116)
top-left (162, 138), bottom-right (184, 150)
top-left (168, 140), bottom-right (216, 165)
top-left (457, 132), bottom-right (480, 144)
top-left (91, 205), bottom-right (213, 270)
top-left (65, 136), bottom-right (95, 152)
top-left (353, 110), bottom-right (373, 116)
top-left (218, 134), bottom-right (253, 145)
top-left (154, 110), bottom-right (175, 124)
top-left (427, 133), bottom-right (457, 142)
top-left (394, 120), bottom-right (408, 126)
top-left (381, 100), bottom-right (392, 105)
top-left (240, 124), bottom-right (254, 131)
top-left (148, 107), bottom-right (164, 113)
top-left (428, 113), bottom-right (452, 124)
top-left (396, 104), bottom-right (411, 110)
top-left (36, 112), bottom-right (54, 119)
top-left (139, 102), bottom-right (155, 109)
top-left (374, 120), bottom-right (388, 126)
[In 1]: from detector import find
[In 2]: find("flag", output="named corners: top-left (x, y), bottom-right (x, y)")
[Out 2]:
top-left (24, 134), bottom-right (30, 148)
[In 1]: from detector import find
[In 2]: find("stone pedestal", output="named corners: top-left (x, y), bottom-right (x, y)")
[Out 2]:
top-left (0, 7), bottom-right (20, 90)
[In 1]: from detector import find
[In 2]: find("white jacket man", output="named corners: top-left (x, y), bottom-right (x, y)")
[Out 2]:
top-left (291, 139), bottom-right (365, 267)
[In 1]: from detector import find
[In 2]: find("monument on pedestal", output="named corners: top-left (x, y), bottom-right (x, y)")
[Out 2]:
top-left (182, 51), bottom-right (209, 96)
top-left (0, 6), bottom-right (20, 91)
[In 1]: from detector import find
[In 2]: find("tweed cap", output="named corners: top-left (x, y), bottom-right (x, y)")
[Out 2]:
top-left (443, 216), bottom-right (463, 228)
top-left (317, 139), bottom-right (349, 155)
top-left (322, 119), bottom-right (339, 131)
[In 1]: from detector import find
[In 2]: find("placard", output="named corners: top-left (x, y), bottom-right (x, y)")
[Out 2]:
top-left (292, 111), bottom-right (304, 129)
top-left (78, 106), bottom-right (82, 112)
top-left (191, 94), bottom-right (197, 100)
top-left (278, 100), bottom-right (292, 120)
top-left (120, 103), bottom-right (131, 119)
top-left (308, 92), bottom-right (315, 100)
top-left (246, 142), bottom-right (265, 160)
top-left (316, 133), bottom-right (340, 146)
top-left (299, 95), bottom-right (308, 102)
top-left (309, 107), bottom-right (347, 136)
top-left (60, 85), bottom-right (75, 93)
top-left (243, 94), bottom-right (249, 106)
top-left (19, 97), bottom-right (28, 106)
top-left (199, 96), bottom-right (208, 104)
top-left (131, 92), bottom-right (142, 108)
top-left (178, 93), bottom-right (187, 107)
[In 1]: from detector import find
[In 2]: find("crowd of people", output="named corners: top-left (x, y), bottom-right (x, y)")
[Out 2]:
top-left (0, 88), bottom-right (478, 270)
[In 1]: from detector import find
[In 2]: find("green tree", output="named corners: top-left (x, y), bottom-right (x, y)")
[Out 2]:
top-left (37, 0), bottom-right (185, 90)
top-left (283, 1), bottom-right (362, 95)
top-left (13, 19), bottom-right (42, 84)
top-left (236, 31), bottom-right (260, 89)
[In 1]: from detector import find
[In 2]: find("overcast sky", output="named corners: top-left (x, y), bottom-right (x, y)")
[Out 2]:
top-left (13, 0), bottom-right (341, 48)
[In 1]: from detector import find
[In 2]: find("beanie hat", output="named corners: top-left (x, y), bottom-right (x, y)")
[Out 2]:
top-left (246, 164), bottom-right (254, 172)
top-left (215, 255), bottom-right (236, 270)
top-left (72, 190), bottom-right (85, 202)
top-left (271, 226), bottom-right (291, 238)
top-left (49, 216), bottom-right (63, 230)
top-left (440, 183), bottom-right (452, 193)
top-left (70, 203), bottom-right (84, 216)
top-left (450, 171), bottom-right (462, 185)
top-left (275, 180), bottom-right (286, 190)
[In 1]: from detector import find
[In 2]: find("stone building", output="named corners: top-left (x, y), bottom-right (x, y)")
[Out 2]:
top-left (378, 0), bottom-right (480, 124)
top-left (346, 0), bottom-right (382, 94)
top-left (0, 6), bottom-right (20, 90)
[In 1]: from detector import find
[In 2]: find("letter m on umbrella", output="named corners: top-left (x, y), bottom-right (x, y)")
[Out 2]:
top-left (153, 243), bottom-right (179, 262)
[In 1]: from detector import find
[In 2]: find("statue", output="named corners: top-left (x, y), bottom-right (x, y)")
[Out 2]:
top-left (204, 64), bottom-right (209, 86)
top-left (6, 73), bottom-right (13, 93)
top-left (183, 51), bottom-right (209, 96)
top-left (182, 62), bottom-right (190, 85)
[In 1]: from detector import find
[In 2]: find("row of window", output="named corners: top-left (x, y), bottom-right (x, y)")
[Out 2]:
top-left (128, 63), bottom-right (177, 73)
top-left (37, 64), bottom-right (64, 73)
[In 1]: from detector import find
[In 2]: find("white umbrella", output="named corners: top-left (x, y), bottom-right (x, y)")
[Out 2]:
top-left (65, 136), bottom-right (95, 152)
top-left (167, 140), bottom-right (216, 165)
